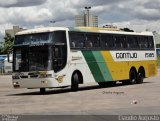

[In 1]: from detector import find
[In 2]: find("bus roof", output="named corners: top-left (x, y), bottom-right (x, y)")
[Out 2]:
top-left (70, 27), bottom-right (153, 36)
top-left (16, 27), bottom-right (68, 35)
top-left (16, 27), bottom-right (153, 36)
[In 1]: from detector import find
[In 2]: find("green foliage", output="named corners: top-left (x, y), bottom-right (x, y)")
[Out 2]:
top-left (120, 28), bottom-right (134, 32)
top-left (0, 33), bottom-right (14, 54)
top-left (156, 44), bottom-right (160, 48)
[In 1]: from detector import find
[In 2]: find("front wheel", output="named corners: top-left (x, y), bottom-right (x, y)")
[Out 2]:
top-left (40, 88), bottom-right (46, 94)
top-left (71, 73), bottom-right (79, 91)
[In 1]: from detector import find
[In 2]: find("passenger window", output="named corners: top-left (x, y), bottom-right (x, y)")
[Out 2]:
top-left (121, 36), bottom-right (127, 48)
top-left (54, 31), bottom-right (66, 44)
top-left (69, 32), bottom-right (85, 48)
top-left (139, 36), bottom-right (148, 49)
top-left (114, 36), bottom-right (127, 49)
top-left (86, 34), bottom-right (100, 48)
top-left (127, 36), bottom-right (139, 49)
top-left (101, 35), bottom-right (114, 49)
top-left (148, 36), bottom-right (154, 49)
top-left (114, 36), bottom-right (122, 48)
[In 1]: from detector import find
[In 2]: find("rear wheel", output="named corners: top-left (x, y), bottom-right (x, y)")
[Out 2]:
top-left (71, 73), bottom-right (79, 91)
top-left (40, 88), bottom-right (46, 94)
top-left (129, 69), bottom-right (137, 84)
top-left (137, 70), bottom-right (144, 84)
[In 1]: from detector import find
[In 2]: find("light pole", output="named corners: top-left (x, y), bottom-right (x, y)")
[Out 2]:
top-left (84, 6), bottom-right (91, 26)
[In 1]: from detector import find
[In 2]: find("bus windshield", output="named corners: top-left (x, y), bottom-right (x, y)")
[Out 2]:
top-left (13, 31), bottom-right (67, 72)
top-left (13, 45), bottom-right (53, 72)
top-left (15, 32), bottom-right (53, 45)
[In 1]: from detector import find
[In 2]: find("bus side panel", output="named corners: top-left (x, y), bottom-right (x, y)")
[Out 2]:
top-left (82, 50), bottom-right (113, 83)
top-left (69, 51), bottom-right (96, 84)
top-left (101, 51), bottom-right (130, 81)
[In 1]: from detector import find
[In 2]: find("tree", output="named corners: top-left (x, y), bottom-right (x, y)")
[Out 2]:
top-left (120, 28), bottom-right (134, 32)
top-left (156, 44), bottom-right (160, 48)
top-left (0, 33), bottom-right (14, 54)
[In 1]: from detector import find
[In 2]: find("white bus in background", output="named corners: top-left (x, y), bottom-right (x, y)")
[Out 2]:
top-left (4, 56), bottom-right (12, 74)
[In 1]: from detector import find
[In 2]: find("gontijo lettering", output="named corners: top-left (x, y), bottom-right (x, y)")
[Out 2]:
top-left (116, 53), bottom-right (137, 59)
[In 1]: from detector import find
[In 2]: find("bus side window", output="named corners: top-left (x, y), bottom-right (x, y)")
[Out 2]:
top-left (139, 36), bottom-right (148, 49)
top-left (86, 34), bottom-right (100, 48)
top-left (121, 36), bottom-right (127, 48)
top-left (127, 36), bottom-right (139, 49)
top-left (69, 32), bottom-right (85, 48)
top-left (54, 31), bottom-right (66, 44)
top-left (101, 34), bottom-right (114, 49)
top-left (114, 36), bottom-right (122, 49)
top-left (148, 36), bottom-right (154, 49)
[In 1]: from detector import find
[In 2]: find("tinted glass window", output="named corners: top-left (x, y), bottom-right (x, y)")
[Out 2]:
top-left (101, 34), bottom-right (114, 49)
top-left (15, 32), bottom-right (53, 45)
top-left (121, 36), bottom-right (127, 48)
top-left (69, 32), bottom-right (85, 48)
top-left (127, 36), bottom-right (139, 48)
top-left (86, 34), bottom-right (100, 48)
top-left (114, 36), bottom-right (122, 48)
top-left (139, 36), bottom-right (148, 49)
top-left (148, 36), bottom-right (154, 49)
top-left (54, 31), bottom-right (66, 44)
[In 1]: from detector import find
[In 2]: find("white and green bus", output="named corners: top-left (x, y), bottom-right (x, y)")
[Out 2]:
top-left (10, 27), bottom-right (157, 93)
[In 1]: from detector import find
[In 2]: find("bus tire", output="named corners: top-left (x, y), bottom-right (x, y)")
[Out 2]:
top-left (137, 69), bottom-right (144, 84)
top-left (40, 88), bottom-right (46, 94)
top-left (71, 73), bottom-right (79, 91)
top-left (129, 69), bottom-right (137, 84)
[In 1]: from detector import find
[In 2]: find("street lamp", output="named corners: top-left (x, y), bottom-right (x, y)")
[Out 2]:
top-left (84, 6), bottom-right (91, 26)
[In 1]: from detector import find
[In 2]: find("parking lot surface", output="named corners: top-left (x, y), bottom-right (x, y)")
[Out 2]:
top-left (0, 71), bottom-right (160, 115)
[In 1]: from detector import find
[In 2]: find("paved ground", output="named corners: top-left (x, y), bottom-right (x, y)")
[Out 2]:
top-left (0, 70), bottom-right (160, 115)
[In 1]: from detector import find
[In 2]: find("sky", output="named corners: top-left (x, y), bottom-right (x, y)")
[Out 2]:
top-left (0, 0), bottom-right (160, 41)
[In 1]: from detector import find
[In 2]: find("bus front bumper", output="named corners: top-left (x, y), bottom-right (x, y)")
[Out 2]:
top-left (12, 77), bottom-right (66, 89)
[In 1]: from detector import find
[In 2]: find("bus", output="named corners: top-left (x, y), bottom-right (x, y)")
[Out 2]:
top-left (9, 27), bottom-right (157, 93)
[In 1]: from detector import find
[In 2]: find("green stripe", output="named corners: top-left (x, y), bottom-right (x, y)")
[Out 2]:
top-left (82, 51), bottom-right (105, 82)
top-left (92, 51), bottom-right (113, 81)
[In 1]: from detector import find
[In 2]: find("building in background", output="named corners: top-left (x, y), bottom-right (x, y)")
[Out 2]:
top-left (75, 15), bottom-right (86, 27)
top-left (5, 26), bottom-right (25, 38)
top-left (75, 7), bottom-right (98, 27)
